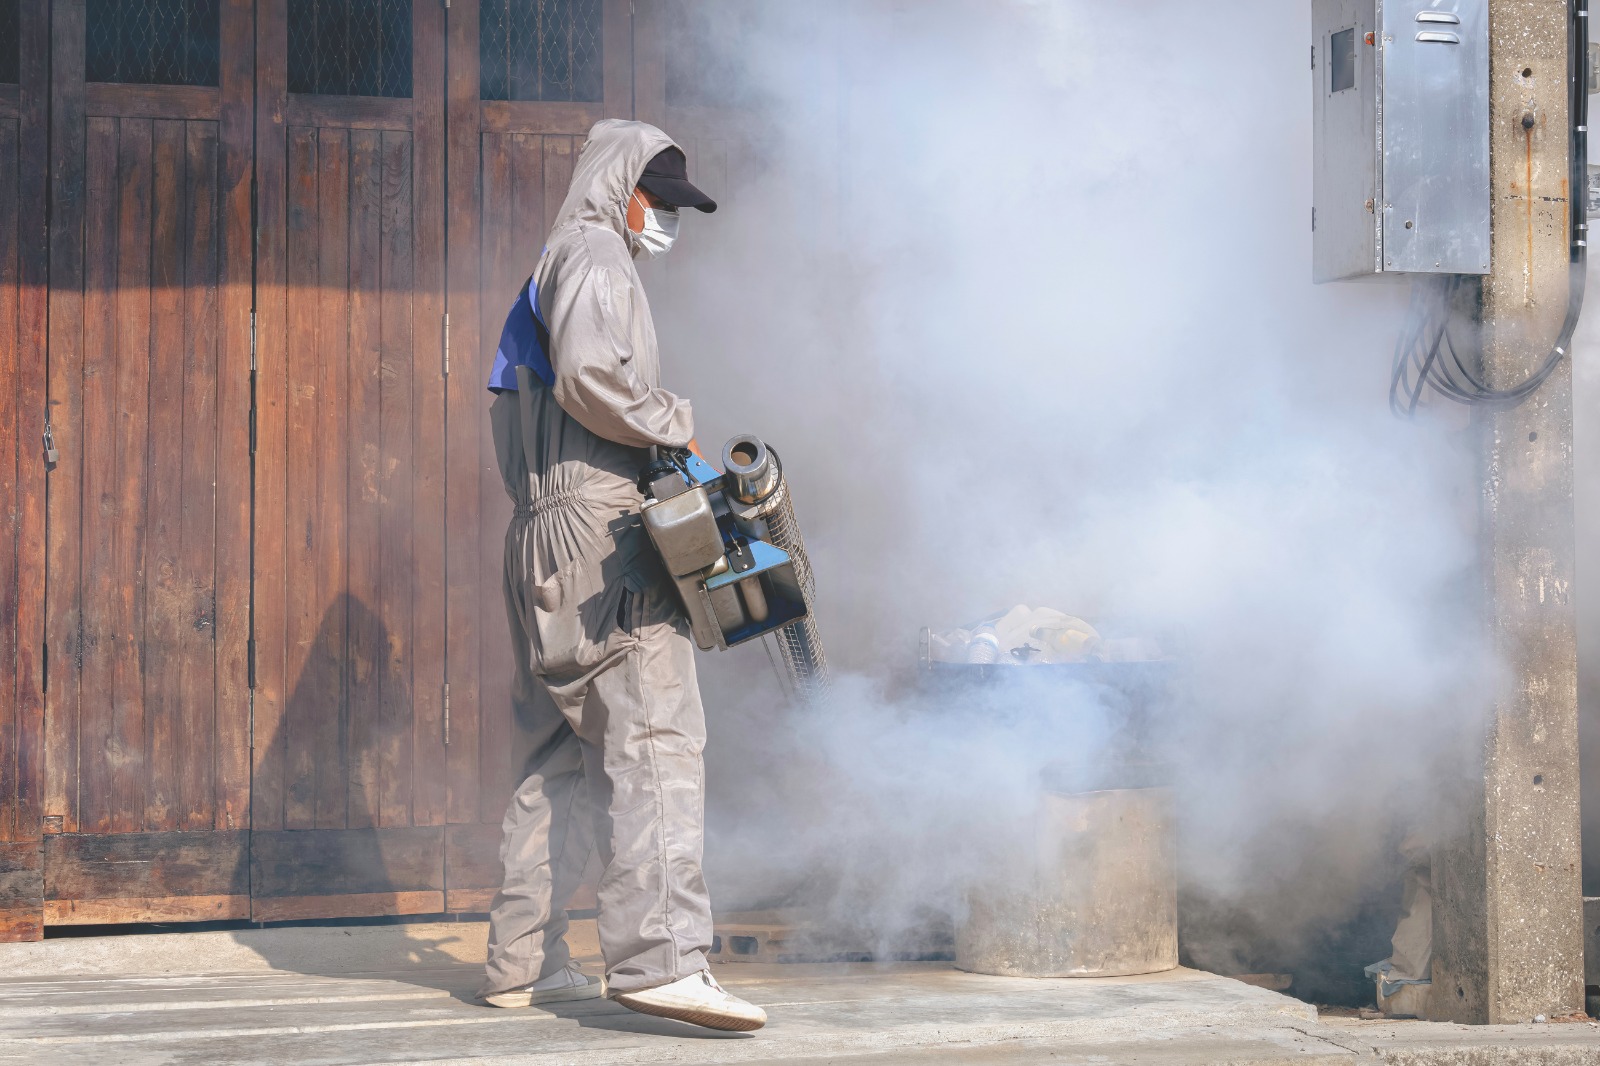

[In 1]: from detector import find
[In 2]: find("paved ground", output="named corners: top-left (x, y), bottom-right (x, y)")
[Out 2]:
top-left (0, 921), bottom-right (1597, 1065)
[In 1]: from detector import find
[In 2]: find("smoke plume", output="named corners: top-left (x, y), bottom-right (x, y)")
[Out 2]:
top-left (645, 0), bottom-right (1500, 997)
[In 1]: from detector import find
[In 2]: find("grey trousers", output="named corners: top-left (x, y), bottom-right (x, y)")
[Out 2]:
top-left (482, 521), bottom-right (714, 997)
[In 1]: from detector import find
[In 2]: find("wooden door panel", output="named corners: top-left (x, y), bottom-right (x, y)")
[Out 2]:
top-left (44, 831), bottom-right (249, 924)
top-left (272, 123), bottom-right (424, 834)
top-left (251, 0), bottom-right (447, 920)
top-left (41, 0), bottom-right (252, 931)
top-left (0, 0), bottom-right (48, 942)
top-left (66, 113), bottom-right (229, 839)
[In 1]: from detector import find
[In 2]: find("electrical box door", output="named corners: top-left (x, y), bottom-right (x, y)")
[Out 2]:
top-left (1312, 0), bottom-right (1490, 281)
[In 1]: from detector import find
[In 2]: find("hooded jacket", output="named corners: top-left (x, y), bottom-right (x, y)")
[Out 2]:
top-left (493, 120), bottom-right (696, 679)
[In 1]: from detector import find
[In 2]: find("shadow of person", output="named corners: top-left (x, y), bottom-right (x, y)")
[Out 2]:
top-left (532, 997), bottom-right (757, 1040)
top-left (228, 593), bottom-right (473, 985)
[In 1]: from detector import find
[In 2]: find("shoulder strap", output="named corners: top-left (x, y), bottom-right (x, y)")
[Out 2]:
top-left (523, 274), bottom-right (557, 388)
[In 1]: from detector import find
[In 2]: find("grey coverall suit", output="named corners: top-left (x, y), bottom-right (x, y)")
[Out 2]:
top-left (482, 120), bottom-right (713, 998)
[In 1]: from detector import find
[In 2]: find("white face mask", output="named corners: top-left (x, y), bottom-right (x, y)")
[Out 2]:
top-left (628, 191), bottom-right (680, 259)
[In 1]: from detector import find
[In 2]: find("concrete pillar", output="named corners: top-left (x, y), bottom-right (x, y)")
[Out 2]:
top-left (1430, 0), bottom-right (1586, 1025)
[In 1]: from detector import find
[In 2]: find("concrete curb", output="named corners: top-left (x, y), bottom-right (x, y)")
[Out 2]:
top-left (0, 920), bottom-right (513, 977)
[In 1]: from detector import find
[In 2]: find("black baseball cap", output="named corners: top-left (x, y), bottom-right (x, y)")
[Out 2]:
top-left (637, 147), bottom-right (717, 213)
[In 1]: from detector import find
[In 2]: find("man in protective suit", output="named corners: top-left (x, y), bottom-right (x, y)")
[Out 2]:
top-left (477, 120), bottom-right (766, 1033)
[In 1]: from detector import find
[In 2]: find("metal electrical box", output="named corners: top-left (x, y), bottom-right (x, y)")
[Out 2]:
top-left (1312, 0), bottom-right (1491, 281)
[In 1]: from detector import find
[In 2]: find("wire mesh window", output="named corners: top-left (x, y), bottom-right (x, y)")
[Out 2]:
top-left (481, 0), bottom-right (604, 103)
top-left (0, 0), bottom-right (18, 85)
top-left (86, 0), bottom-right (219, 87)
top-left (288, 0), bottom-right (412, 98)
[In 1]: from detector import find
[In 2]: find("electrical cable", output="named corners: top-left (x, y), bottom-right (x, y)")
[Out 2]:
top-left (1390, 0), bottom-right (1589, 414)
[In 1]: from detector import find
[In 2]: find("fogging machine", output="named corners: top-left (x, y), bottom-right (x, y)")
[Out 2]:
top-left (640, 435), bottom-right (828, 699)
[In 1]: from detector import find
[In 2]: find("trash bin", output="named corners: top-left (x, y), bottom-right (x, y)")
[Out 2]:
top-left (956, 767), bottom-right (1178, 978)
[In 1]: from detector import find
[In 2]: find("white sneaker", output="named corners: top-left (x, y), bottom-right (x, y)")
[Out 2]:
top-left (613, 970), bottom-right (767, 1032)
top-left (481, 963), bottom-right (604, 1008)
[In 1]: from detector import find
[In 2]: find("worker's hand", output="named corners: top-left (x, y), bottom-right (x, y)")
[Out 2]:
top-left (687, 437), bottom-right (720, 473)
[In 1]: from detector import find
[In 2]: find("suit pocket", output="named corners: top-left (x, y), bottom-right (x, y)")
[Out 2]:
top-left (527, 546), bottom-right (627, 678)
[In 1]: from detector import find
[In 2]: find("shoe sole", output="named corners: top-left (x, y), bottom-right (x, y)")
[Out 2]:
top-left (613, 995), bottom-right (766, 1032)
top-left (482, 981), bottom-right (604, 1009)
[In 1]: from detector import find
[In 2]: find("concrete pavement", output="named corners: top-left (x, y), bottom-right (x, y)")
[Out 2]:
top-left (0, 920), bottom-right (1596, 1064)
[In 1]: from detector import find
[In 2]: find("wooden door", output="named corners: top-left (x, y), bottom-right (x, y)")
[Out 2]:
top-left (0, 0), bottom-right (49, 941)
top-left (442, 0), bottom-right (635, 911)
top-left (251, 0), bottom-right (448, 921)
top-left (40, 0), bottom-right (255, 929)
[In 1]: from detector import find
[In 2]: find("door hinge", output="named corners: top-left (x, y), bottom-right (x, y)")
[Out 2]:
top-left (443, 683), bottom-right (451, 745)
top-left (442, 312), bottom-right (451, 375)
top-left (247, 638), bottom-right (257, 690)
top-left (250, 309), bottom-right (257, 373)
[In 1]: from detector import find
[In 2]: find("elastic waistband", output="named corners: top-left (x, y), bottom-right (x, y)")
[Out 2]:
top-left (513, 489), bottom-right (587, 519)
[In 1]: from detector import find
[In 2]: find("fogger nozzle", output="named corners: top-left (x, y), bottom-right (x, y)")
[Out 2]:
top-left (722, 433), bottom-right (783, 506)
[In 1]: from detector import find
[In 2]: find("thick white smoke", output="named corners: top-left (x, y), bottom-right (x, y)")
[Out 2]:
top-left (644, 0), bottom-right (1499, 994)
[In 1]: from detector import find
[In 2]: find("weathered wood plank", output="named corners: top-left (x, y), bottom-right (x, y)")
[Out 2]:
top-left (541, 136), bottom-right (574, 244)
top-left (445, 822), bottom-right (500, 902)
top-left (444, 2), bottom-right (485, 828)
top-left (0, 119), bottom-right (20, 843)
top-left (108, 117), bottom-right (154, 835)
top-left (13, 0), bottom-right (52, 847)
top-left (409, 0), bottom-right (448, 830)
top-left (213, 0), bottom-right (255, 836)
top-left (478, 101), bottom-right (604, 135)
top-left (378, 128), bottom-right (417, 829)
top-left (251, 827), bottom-right (444, 899)
top-left (312, 127), bottom-right (352, 831)
top-left (0, 842), bottom-right (43, 942)
top-left (84, 84), bottom-right (218, 122)
top-left (77, 115), bottom-right (120, 835)
top-left (470, 130), bottom-right (515, 827)
top-left (444, 887), bottom-right (496, 913)
top-left (346, 127), bottom-right (384, 832)
top-left (251, 0), bottom-right (292, 836)
top-left (45, 0), bottom-right (88, 837)
top-left (601, 0), bottom-right (633, 120)
top-left (252, 890), bottom-right (443, 923)
top-left (143, 117), bottom-right (188, 833)
top-left (281, 126), bottom-right (322, 832)
top-left (44, 831), bottom-right (249, 900)
top-left (179, 119), bottom-right (221, 832)
top-left (46, 895), bottom-right (249, 924)
top-left (284, 94), bottom-right (413, 132)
